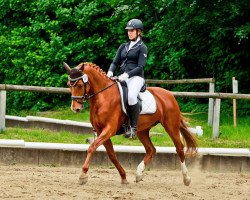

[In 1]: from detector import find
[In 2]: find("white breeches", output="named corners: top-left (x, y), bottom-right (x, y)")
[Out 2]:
top-left (125, 76), bottom-right (145, 105)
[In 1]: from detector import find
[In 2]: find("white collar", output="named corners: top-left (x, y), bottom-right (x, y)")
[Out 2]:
top-left (128, 37), bottom-right (141, 50)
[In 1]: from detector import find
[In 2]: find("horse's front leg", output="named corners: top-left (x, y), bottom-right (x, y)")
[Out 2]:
top-left (103, 139), bottom-right (128, 184)
top-left (136, 130), bottom-right (156, 183)
top-left (79, 128), bottom-right (111, 185)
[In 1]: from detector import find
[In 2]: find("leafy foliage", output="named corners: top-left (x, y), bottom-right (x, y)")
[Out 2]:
top-left (0, 0), bottom-right (249, 114)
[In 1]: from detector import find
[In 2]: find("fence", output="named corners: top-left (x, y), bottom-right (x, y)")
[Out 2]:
top-left (145, 78), bottom-right (216, 126)
top-left (1, 80), bottom-right (250, 139)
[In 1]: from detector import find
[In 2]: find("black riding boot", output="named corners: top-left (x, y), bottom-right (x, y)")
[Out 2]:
top-left (125, 103), bottom-right (140, 139)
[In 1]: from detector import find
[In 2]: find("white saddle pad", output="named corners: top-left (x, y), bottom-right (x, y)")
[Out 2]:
top-left (117, 82), bottom-right (157, 115)
top-left (139, 90), bottom-right (157, 114)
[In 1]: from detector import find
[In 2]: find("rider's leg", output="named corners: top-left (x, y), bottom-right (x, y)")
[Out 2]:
top-left (125, 76), bottom-right (144, 138)
top-left (125, 102), bottom-right (140, 138)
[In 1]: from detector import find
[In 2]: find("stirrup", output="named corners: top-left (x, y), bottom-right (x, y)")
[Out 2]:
top-left (124, 127), bottom-right (137, 139)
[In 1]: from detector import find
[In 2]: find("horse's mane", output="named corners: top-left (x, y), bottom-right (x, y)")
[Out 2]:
top-left (79, 62), bottom-right (108, 78)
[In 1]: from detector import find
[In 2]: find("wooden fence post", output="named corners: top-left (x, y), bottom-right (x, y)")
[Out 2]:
top-left (212, 98), bottom-right (221, 139)
top-left (208, 82), bottom-right (215, 126)
top-left (0, 90), bottom-right (6, 132)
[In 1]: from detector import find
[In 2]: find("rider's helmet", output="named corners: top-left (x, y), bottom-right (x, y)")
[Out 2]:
top-left (125, 19), bottom-right (144, 31)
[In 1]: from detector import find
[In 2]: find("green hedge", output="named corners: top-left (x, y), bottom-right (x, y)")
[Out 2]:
top-left (0, 0), bottom-right (249, 114)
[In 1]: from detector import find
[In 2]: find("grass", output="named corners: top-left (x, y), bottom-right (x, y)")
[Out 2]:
top-left (0, 127), bottom-right (88, 144)
top-left (2, 107), bottom-right (250, 148)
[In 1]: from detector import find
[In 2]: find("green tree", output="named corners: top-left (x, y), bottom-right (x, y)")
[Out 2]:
top-left (0, 0), bottom-right (249, 114)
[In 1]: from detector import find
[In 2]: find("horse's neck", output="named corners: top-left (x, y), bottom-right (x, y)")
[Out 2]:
top-left (85, 66), bottom-right (113, 96)
top-left (86, 68), bottom-right (116, 113)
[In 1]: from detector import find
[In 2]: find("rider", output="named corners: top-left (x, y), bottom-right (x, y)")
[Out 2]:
top-left (107, 19), bottom-right (148, 138)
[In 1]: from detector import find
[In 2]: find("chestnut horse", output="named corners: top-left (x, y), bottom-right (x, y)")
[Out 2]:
top-left (64, 62), bottom-right (197, 186)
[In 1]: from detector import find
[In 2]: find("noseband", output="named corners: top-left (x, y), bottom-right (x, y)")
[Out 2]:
top-left (68, 72), bottom-right (116, 104)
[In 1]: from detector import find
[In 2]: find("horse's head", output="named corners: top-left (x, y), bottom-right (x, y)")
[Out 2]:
top-left (64, 62), bottom-right (90, 112)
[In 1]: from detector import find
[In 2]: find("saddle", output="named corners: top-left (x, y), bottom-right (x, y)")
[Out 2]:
top-left (115, 81), bottom-right (156, 135)
top-left (116, 81), bottom-right (157, 115)
top-left (116, 81), bottom-right (156, 135)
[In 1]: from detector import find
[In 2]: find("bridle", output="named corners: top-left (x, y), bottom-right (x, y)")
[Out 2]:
top-left (68, 74), bottom-right (89, 103)
top-left (68, 72), bottom-right (116, 104)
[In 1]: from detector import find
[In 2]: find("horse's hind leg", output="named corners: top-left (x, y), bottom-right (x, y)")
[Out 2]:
top-left (136, 129), bottom-right (156, 183)
top-left (174, 140), bottom-right (191, 186)
top-left (162, 120), bottom-right (191, 186)
top-left (103, 139), bottom-right (128, 184)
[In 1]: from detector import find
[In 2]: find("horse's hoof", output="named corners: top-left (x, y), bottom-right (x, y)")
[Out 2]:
top-left (79, 173), bottom-right (88, 185)
top-left (136, 175), bottom-right (143, 183)
top-left (183, 176), bottom-right (191, 186)
top-left (121, 179), bottom-right (129, 184)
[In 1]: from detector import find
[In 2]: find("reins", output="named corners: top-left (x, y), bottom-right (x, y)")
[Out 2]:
top-left (88, 82), bottom-right (116, 99)
top-left (68, 74), bottom-right (117, 103)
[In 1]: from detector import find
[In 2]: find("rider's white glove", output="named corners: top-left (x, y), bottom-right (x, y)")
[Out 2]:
top-left (118, 73), bottom-right (129, 81)
top-left (107, 71), bottom-right (113, 78)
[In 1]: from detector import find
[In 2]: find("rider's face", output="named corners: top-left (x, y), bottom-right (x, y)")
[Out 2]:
top-left (127, 29), bottom-right (137, 41)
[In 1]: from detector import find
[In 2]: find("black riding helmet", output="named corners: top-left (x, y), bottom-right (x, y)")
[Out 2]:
top-left (125, 19), bottom-right (144, 30)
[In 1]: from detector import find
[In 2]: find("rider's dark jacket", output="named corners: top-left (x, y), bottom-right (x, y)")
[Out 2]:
top-left (109, 39), bottom-right (148, 78)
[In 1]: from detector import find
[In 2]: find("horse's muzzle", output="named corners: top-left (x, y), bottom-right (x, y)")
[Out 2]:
top-left (71, 101), bottom-right (83, 113)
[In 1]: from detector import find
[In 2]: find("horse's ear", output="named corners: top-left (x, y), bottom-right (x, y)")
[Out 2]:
top-left (78, 63), bottom-right (85, 71)
top-left (63, 62), bottom-right (71, 73)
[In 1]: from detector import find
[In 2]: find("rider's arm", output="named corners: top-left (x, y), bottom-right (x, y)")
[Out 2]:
top-left (108, 44), bottom-right (125, 73)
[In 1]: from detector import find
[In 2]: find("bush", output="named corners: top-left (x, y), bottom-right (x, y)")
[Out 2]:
top-left (0, 0), bottom-right (249, 115)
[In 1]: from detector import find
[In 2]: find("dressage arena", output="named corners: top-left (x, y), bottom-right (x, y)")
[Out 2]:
top-left (0, 143), bottom-right (249, 200)
top-left (0, 164), bottom-right (249, 200)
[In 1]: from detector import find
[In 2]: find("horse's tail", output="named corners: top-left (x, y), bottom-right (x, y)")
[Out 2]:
top-left (180, 116), bottom-right (198, 156)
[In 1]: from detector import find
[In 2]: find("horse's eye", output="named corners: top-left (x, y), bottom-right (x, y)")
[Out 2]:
top-left (78, 84), bottom-right (83, 88)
